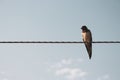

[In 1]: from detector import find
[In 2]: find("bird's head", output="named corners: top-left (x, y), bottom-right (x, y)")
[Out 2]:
top-left (81, 25), bottom-right (88, 30)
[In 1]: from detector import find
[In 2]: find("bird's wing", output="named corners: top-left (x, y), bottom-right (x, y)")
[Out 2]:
top-left (84, 41), bottom-right (92, 59)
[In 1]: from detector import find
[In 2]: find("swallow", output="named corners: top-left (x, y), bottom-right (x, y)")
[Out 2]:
top-left (81, 25), bottom-right (92, 59)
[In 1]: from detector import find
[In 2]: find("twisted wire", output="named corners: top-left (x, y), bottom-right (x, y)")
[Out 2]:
top-left (0, 41), bottom-right (119, 44)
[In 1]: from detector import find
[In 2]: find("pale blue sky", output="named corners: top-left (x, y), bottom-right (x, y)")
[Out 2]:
top-left (0, 0), bottom-right (120, 80)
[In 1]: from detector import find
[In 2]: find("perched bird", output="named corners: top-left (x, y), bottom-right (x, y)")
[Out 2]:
top-left (81, 25), bottom-right (92, 59)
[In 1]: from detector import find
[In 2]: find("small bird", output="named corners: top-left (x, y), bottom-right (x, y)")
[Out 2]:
top-left (81, 25), bottom-right (92, 59)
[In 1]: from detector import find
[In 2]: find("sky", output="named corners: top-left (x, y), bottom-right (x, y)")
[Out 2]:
top-left (0, 0), bottom-right (120, 80)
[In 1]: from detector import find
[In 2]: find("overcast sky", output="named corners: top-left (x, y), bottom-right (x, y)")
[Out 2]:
top-left (0, 0), bottom-right (120, 80)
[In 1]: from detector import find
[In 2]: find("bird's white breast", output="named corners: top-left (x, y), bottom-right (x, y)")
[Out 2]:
top-left (82, 31), bottom-right (91, 42)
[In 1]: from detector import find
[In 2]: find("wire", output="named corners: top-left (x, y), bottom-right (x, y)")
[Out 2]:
top-left (0, 41), bottom-right (120, 44)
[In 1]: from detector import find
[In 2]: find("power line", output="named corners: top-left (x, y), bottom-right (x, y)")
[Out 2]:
top-left (0, 41), bottom-right (120, 44)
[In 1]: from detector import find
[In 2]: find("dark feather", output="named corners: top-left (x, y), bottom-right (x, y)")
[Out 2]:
top-left (84, 42), bottom-right (92, 59)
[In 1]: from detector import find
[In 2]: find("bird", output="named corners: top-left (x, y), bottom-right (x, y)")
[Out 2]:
top-left (81, 25), bottom-right (92, 59)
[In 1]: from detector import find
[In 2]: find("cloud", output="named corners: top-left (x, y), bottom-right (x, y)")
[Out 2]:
top-left (50, 59), bottom-right (72, 68)
top-left (103, 74), bottom-right (110, 79)
top-left (0, 72), bottom-right (9, 80)
top-left (55, 67), bottom-right (87, 80)
top-left (61, 59), bottom-right (72, 65)
top-left (50, 58), bottom-right (84, 69)
top-left (0, 72), bottom-right (6, 75)
top-left (48, 58), bottom-right (110, 80)
top-left (2, 78), bottom-right (8, 80)
top-left (97, 74), bottom-right (110, 80)
top-left (50, 58), bottom-right (87, 80)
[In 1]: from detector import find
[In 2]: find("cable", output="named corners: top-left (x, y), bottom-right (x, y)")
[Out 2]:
top-left (0, 41), bottom-right (120, 43)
